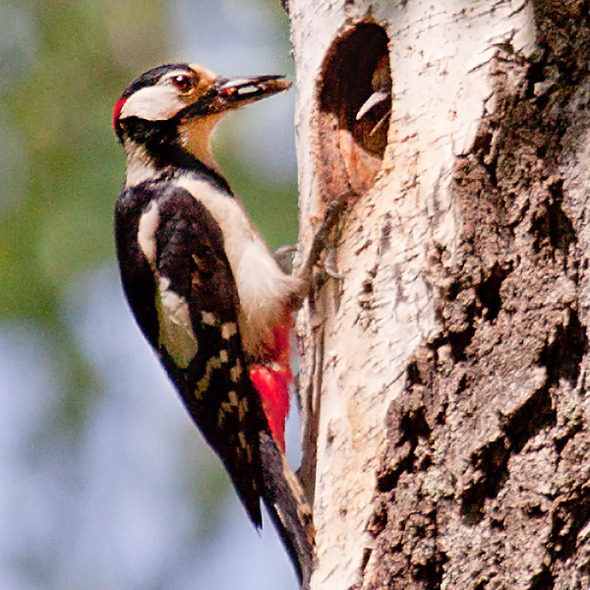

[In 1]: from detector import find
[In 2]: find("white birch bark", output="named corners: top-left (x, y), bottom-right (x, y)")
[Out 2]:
top-left (290, 2), bottom-right (537, 589)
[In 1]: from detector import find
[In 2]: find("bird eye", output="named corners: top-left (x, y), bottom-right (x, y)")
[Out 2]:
top-left (172, 75), bottom-right (191, 92)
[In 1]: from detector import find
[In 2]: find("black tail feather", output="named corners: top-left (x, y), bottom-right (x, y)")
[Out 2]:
top-left (259, 432), bottom-right (314, 589)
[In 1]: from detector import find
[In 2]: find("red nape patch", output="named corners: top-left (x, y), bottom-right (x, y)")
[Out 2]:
top-left (376, 55), bottom-right (389, 71)
top-left (112, 97), bottom-right (128, 130)
top-left (250, 364), bottom-right (292, 453)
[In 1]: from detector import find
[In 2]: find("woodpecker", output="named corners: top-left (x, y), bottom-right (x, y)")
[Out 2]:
top-left (356, 55), bottom-right (391, 134)
top-left (112, 63), bottom-right (313, 585)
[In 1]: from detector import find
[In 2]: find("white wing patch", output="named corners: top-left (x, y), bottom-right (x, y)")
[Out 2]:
top-left (156, 276), bottom-right (198, 368)
top-left (138, 203), bottom-right (199, 368)
top-left (221, 322), bottom-right (238, 339)
top-left (202, 311), bottom-right (218, 326)
top-left (137, 201), bottom-right (160, 265)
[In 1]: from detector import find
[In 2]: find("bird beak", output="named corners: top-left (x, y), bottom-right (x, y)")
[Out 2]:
top-left (356, 90), bottom-right (390, 121)
top-left (214, 74), bottom-right (291, 112)
top-left (177, 74), bottom-right (291, 123)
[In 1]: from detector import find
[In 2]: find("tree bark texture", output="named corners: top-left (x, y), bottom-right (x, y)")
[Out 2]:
top-left (289, 1), bottom-right (590, 589)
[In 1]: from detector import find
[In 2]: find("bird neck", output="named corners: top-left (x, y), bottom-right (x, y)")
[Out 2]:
top-left (179, 114), bottom-right (224, 176)
top-left (122, 114), bottom-right (221, 175)
top-left (124, 137), bottom-right (232, 195)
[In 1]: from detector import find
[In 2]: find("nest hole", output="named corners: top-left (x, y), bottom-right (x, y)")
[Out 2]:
top-left (316, 23), bottom-right (391, 202)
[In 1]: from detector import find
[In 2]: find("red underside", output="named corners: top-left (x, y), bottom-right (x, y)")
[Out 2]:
top-left (248, 310), bottom-right (294, 452)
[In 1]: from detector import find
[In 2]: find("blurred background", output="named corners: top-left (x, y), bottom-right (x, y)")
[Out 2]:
top-left (0, 0), bottom-right (300, 588)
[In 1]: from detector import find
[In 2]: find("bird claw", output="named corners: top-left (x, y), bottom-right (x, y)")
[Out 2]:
top-left (303, 189), bottom-right (356, 285)
top-left (274, 244), bottom-right (297, 274)
top-left (281, 190), bottom-right (355, 305)
top-left (323, 248), bottom-right (343, 280)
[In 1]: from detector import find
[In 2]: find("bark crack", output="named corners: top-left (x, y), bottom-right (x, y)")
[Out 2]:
top-left (359, 7), bottom-right (590, 588)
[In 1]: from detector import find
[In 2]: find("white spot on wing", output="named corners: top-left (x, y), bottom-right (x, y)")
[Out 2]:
top-left (218, 401), bottom-right (232, 425)
top-left (230, 360), bottom-right (242, 383)
top-left (238, 397), bottom-right (248, 421)
top-left (202, 311), bottom-right (218, 326)
top-left (238, 431), bottom-right (247, 448)
top-left (196, 355), bottom-right (223, 395)
top-left (221, 322), bottom-right (238, 339)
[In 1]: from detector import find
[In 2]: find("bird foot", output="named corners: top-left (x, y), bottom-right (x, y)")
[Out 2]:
top-left (302, 189), bottom-right (357, 286)
top-left (274, 244), bottom-right (297, 274)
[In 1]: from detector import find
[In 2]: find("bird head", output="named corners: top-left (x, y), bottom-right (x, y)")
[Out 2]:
top-left (113, 63), bottom-right (291, 172)
top-left (356, 55), bottom-right (391, 123)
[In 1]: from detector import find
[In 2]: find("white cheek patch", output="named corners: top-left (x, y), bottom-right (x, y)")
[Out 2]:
top-left (156, 276), bottom-right (199, 368)
top-left (121, 85), bottom-right (185, 122)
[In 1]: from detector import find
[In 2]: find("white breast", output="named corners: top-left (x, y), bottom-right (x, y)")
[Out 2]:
top-left (176, 174), bottom-right (302, 355)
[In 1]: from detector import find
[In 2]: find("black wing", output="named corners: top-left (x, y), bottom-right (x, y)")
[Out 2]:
top-left (115, 181), bottom-right (268, 527)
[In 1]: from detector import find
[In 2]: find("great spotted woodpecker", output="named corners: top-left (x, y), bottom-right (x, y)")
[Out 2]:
top-left (356, 55), bottom-right (391, 134)
top-left (113, 63), bottom-right (313, 585)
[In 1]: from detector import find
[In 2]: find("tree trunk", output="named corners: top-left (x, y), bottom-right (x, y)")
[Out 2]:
top-left (288, 1), bottom-right (590, 589)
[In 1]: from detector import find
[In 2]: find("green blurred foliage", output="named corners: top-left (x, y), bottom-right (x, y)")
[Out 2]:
top-left (0, 0), bottom-right (297, 431)
top-left (0, 10), bottom-right (299, 575)
top-left (1, 0), bottom-right (167, 320)
top-left (0, 0), bottom-right (170, 432)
